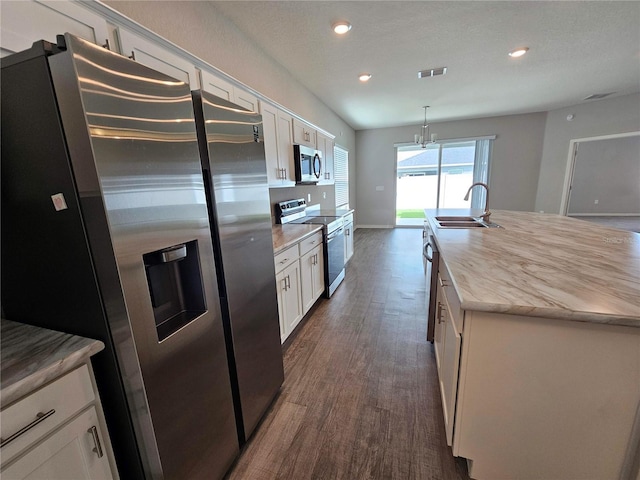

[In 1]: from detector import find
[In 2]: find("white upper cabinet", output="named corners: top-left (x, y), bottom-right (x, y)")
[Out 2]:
top-left (117, 27), bottom-right (200, 87)
top-left (0, 0), bottom-right (110, 57)
top-left (261, 100), bottom-right (295, 187)
top-left (292, 118), bottom-right (317, 148)
top-left (316, 132), bottom-right (335, 185)
top-left (201, 70), bottom-right (259, 112)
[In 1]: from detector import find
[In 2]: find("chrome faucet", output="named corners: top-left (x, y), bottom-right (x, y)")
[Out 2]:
top-left (464, 182), bottom-right (491, 223)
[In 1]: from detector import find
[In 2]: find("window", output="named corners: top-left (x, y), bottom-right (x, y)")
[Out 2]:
top-left (395, 137), bottom-right (493, 226)
top-left (334, 144), bottom-right (349, 208)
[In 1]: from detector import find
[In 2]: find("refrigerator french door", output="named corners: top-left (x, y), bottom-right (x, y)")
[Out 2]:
top-left (1, 34), bottom-right (238, 479)
top-left (192, 91), bottom-right (284, 444)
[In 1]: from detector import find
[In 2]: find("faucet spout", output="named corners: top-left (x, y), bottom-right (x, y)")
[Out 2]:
top-left (464, 182), bottom-right (491, 223)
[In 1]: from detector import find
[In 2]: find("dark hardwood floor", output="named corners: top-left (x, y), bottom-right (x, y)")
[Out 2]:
top-left (226, 228), bottom-right (470, 480)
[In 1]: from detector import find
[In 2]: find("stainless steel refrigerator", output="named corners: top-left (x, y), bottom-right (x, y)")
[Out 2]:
top-left (192, 91), bottom-right (284, 444)
top-left (1, 34), bottom-right (239, 479)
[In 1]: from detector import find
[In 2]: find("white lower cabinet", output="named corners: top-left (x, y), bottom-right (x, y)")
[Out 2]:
top-left (434, 261), bottom-right (463, 448)
top-left (344, 214), bottom-right (354, 263)
top-left (2, 407), bottom-right (113, 480)
top-left (300, 244), bottom-right (324, 313)
top-left (275, 260), bottom-right (302, 343)
top-left (0, 365), bottom-right (115, 479)
top-left (274, 232), bottom-right (325, 343)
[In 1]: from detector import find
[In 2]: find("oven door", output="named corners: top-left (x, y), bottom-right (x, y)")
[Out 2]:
top-left (326, 226), bottom-right (345, 297)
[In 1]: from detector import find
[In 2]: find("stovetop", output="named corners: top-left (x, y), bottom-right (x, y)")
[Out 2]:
top-left (289, 215), bottom-right (344, 233)
top-left (276, 199), bottom-right (348, 233)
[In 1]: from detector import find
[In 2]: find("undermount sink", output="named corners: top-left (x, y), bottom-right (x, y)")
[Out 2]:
top-left (435, 216), bottom-right (477, 222)
top-left (434, 216), bottom-right (502, 229)
top-left (437, 220), bottom-right (487, 228)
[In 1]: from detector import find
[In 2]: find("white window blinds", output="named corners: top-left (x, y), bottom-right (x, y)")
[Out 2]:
top-left (334, 145), bottom-right (349, 208)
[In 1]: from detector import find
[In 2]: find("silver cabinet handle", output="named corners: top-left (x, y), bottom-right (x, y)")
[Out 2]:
top-left (128, 51), bottom-right (136, 61)
top-left (279, 258), bottom-right (289, 264)
top-left (282, 277), bottom-right (288, 291)
top-left (437, 302), bottom-right (446, 323)
top-left (87, 426), bottom-right (104, 458)
top-left (286, 275), bottom-right (291, 289)
top-left (0, 409), bottom-right (55, 448)
top-left (439, 277), bottom-right (449, 287)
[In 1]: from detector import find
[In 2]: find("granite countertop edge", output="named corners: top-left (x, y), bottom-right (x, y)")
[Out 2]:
top-left (1, 320), bottom-right (105, 407)
top-left (272, 224), bottom-right (324, 254)
top-left (425, 209), bottom-right (640, 328)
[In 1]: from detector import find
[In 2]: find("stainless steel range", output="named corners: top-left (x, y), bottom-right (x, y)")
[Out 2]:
top-left (276, 199), bottom-right (345, 297)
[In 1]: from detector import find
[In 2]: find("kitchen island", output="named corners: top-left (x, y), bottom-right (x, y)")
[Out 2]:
top-left (425, 209), bottom-right (640, 480)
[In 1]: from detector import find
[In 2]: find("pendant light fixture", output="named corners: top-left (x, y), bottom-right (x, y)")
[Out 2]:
top-left (415, 106), bottom-right (436, 148)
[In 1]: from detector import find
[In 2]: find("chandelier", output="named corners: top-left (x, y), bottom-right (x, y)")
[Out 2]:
top-left (415, 106), bottom-right (436, 148)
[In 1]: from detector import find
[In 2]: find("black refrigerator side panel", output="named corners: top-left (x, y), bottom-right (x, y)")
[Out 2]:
top-left (1, 55), bottom-right (145, 479)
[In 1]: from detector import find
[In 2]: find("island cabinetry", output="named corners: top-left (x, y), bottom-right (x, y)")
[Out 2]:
top-left (292, 118), bottom-right (317, 148)
top-left (261, 101), bottom-right (296, 187)
top-left (434, 261), bottom-right (463, 447)
top-left (299, 232), bottom-right (324, 313)
top-left (453, 311), bottom-right (640, 480)
top-left (1, 365), bottom-right (114, 479)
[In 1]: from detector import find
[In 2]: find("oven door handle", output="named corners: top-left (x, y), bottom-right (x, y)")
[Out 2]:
top-left (327, 227), bottom-right (344, 241)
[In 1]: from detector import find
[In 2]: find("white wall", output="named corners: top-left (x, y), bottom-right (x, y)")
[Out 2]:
top-left (356, 113), bottom-right (547, 227)
top-left (535, 93), bottom-right (640, 214)
top-left (104, 0), bottom-right (357, 211)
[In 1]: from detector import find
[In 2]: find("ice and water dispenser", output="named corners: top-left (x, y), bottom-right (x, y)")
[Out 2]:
top-left (143, 240), bottom-right (206, 341)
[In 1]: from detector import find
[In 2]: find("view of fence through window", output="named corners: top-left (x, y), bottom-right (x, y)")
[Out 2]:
top-left (396, 140), bottom-right (486, 226)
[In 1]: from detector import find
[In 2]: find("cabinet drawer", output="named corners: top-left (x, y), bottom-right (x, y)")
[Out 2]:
top-left (274, 244), bottom-right (299, 273)
top-left (1, 365), bottom-right (95, 464)
top-left (343, 213), bottom-right (354, 225)
top-left (299, 232), bottom-right (323, 256)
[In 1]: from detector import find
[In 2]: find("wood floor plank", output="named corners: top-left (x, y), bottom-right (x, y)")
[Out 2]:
top-left (225, 228), bottom-right (470, 480)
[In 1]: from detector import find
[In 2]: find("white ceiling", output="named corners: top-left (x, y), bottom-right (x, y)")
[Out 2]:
top-left (210, 1), bottom-right (640, 131)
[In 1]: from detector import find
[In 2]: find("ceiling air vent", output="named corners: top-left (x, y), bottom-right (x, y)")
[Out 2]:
top-left (583, 92), bottom-right (615, 101)
top-left (418, 67), bottom-right (447, 78)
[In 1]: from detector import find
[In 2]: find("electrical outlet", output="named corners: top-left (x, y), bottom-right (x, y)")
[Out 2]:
top-left (307, 194), bottom-right (311, 202)
top-left (322, 192), bottom-right (326, 199)
top-left (594, 199), bottom-right (599, 204)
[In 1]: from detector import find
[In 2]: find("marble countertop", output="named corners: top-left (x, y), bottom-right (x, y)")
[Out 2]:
top-left (272, 224), bottom-right (323, 254)
top-left (425, 209), bottom-right (640, 327)
top-left (1, 319), bottom-right (105, 407)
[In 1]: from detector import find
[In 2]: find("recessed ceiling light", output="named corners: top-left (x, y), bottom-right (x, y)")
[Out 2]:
top-left (508, 47), bottom-right (529, 58)
top-left (332, 21), bottom-right (352, 35)
top-left (358, 73), bottom-right (372, 82)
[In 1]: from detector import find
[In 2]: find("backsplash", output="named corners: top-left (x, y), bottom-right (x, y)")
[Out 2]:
top-left (269, 185), bottom-right (336, 224)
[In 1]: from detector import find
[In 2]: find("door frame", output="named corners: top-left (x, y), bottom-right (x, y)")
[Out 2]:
top-left (560, 131), bottom-right (640, 216)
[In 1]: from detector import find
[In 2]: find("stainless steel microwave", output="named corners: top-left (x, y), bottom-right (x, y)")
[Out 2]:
top-left (293, 144), bottom-right (321, 184)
